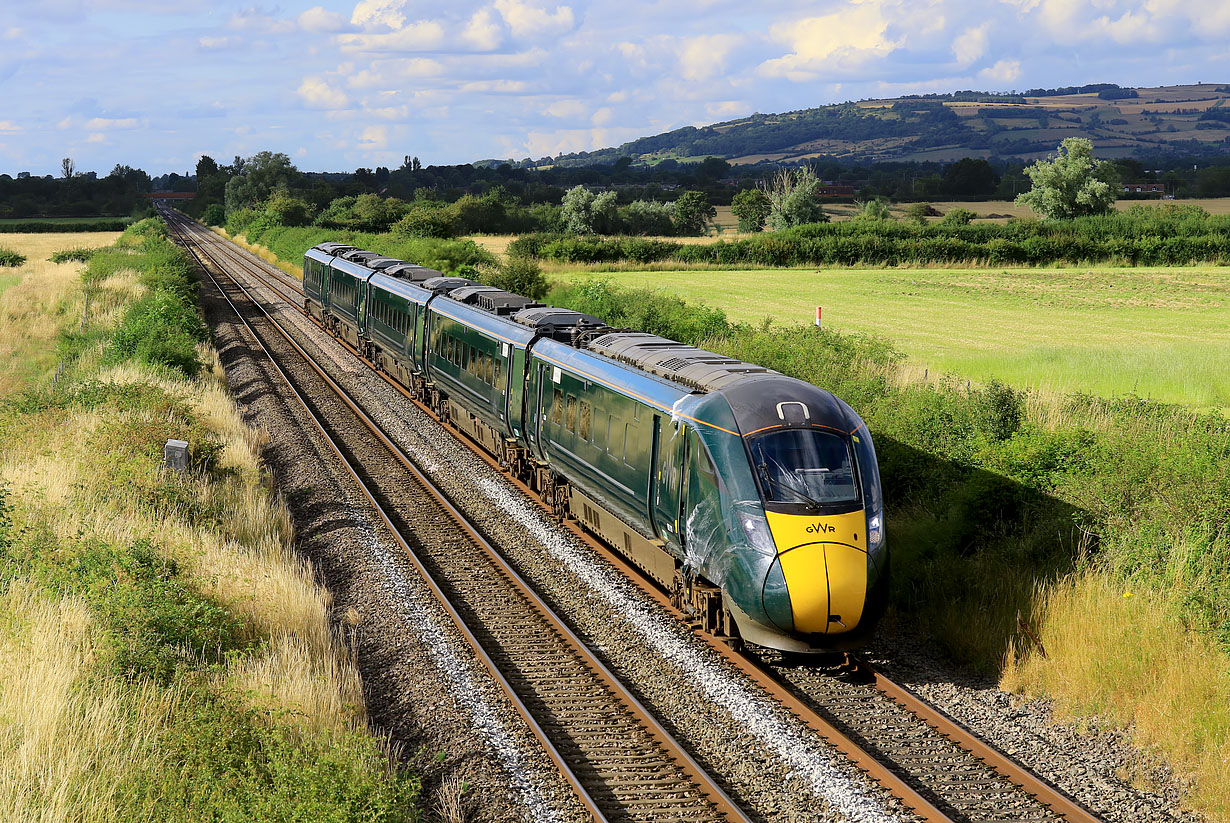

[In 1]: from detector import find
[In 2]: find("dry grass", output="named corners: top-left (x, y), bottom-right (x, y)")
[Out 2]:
top-left (0, 582), bottom-right (177, 823)
top-left (0, 239), bottom-right (377, 813)
top-left (1002, 571), bottom-right (1230, 820)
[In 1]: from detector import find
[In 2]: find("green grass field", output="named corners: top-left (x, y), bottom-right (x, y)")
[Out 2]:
top-left (0, 273), bottom-right (18, 298)
top-left (0, 216), bottom-right (130, 224)
top-left (557, 266), bottom-right (1230, 408)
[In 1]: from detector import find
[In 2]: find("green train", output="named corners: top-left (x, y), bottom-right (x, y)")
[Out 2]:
top-left (304, 243), bottom-right (888, 652)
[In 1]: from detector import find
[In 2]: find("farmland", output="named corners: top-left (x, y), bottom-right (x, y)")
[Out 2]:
top-left (552, 264), bottom-right (1230, 409)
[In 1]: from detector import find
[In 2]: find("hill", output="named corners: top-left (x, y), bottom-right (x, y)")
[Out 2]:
top-left (536, 83), bottom-right (1230, 167)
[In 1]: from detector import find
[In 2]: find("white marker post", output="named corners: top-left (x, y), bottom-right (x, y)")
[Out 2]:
top-left (815, 306), bottom-right (822, 328)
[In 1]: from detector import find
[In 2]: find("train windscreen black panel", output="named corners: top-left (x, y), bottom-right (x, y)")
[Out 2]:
top-left (748, 429), bottom-right (859, 509)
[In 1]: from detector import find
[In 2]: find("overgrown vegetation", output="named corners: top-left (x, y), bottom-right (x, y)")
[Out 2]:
top-left (0, 247), bottom-right (25, 267)
top-left (516, 203), bottom-right (1230, 267)
top-left (49, 247), bottom-right (98, 263)
top-left (0, 228), bottom-right (421, 821)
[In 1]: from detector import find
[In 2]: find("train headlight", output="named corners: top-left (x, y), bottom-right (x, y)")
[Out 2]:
top-left (735, 505), bottom-right (777, 557)
top-left (867, 513), bottom-right (884, 554)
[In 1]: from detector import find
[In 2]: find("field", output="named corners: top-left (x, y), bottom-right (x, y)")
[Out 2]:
top-left (0, 216), bottom-right (131, 224)
top-left (555, 265), bottom-right (1230, 409)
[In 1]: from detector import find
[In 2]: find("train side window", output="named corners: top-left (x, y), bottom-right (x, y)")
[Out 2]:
top-left (579, 400), bottom-right (591, 440)
top-left (552, 389), bottom-right (564, 425)
top-left (494, 356), bottom-right (502, 388)
top-left (593, 410), bottom-right (606, 449)
top-left (565, 395), bottom-right (577, 432)
top-left (485, 353), bottom-right (494, 385)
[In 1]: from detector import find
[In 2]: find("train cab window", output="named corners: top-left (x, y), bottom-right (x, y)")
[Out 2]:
top-left (579, 400), bottom-right (591, 440)
top-left (748, 429), bottom-right (858, 507)
top-left (565, 395), bottom-right (578, 432)
top-left (552, 389), bottom-right (564, 426)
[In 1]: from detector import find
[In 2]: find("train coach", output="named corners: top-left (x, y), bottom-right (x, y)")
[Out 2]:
top-left (303, 242), bottom-right (888, 654)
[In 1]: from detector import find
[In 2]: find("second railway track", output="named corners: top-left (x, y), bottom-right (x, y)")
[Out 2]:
top-left (166, 210), bottom-right (1108, 823)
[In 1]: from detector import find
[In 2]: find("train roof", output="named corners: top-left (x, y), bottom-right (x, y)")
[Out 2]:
top-left (384, 263), bottom-right (442, 282)
top-left (430, 295), bottom-right (538, 348)
top-left (585, 332), bottom-right (775, 393)
top-left (369, 272), bottom-right (432, 305)
top-left (312, 242), bottom-right (356, 256)
top-left (531, 337), bottom-right (693, 415)
top-left (330, 255), bottom-right (379, 281)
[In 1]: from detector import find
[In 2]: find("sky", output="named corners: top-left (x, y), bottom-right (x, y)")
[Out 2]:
top-left (2, 0), bottom-right (1230, 177)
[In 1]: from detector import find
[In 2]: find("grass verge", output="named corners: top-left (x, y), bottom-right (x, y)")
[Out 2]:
top-left (0, 223), bottom-right (420, 821)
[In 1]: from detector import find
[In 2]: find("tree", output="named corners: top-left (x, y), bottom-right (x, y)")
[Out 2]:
top-left (671, 191), bottom-right (716, 236)
top-left (1015, 138), bottom-right (1117, 219)
top-left (223, 151), bottom-right (298, 214)
top-left (941, 158), bottom-right (999, 197)
top-left (61, 157), bottom-right (75, 179)
top-left (763, 167), bottom-right (827, 230)
top-left (621, 200), bottom-right (674, 236)
top-left (731, 188), bottom-right (771, 233)
top-left (262, 190), bottom-right (315, 227)
top-left (195, 155), bottom-right (219, 179)
top-left (560, 185), bottom-right (618, 235)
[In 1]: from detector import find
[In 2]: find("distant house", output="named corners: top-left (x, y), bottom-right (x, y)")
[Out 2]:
top-left (1122, 182), bottom-right (1165, 195)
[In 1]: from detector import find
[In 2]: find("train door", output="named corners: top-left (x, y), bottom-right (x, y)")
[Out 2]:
top-left (652, 416), bottom-right (684, 550)
top-left (526, 360), bottom-right (545, 457)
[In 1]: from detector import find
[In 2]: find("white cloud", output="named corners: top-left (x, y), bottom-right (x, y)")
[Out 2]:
top-left (299, 6), bottom-right (347, 33)
top-left (86, 133), bottom-right (106, 143)
top-left (298, 76), bottom-right (349, 109)
top-left (0, 121), bottom-right (21, 133)
top-left (493, 0), bottom-right (574, 39)
top-left (545, 99), bottom-right (586, 118)
top-left (351, 0), bottom-right (406, 31)
top-left (359, 125), bottom-right (388, 148)
top-left (760, 3), bottom-right (902, 80)
top-left (4, 27), bottom-right (23, 39)
top-left (952, 23), bottom-right (989, 65)
top-left (462, 8), bottom-right (503, 50)
top-left (84, 117), bottom-right (138, 130)
top-left (228, 10), bottom-right (296, 34)
top-left (591, 106), bottom-right (613, 125)
top-left (346, 58), bottom-right (444, 88)
top-left (460, 79), bottom-right (528, 93)
top-left (979, 59), bottom-right (1021, 83)
top-left (678, 34), bottom-right (741, 83)
top-left (706, 100), bottom-right (744, 119)
top-left (606, 90), bottom-right (628, 103)
top-left (337, 21), bottom-right (445, 51)
top-left (198, 36), bottom-right (239, 49)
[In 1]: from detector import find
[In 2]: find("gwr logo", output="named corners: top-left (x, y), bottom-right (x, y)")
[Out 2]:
top-left (805, 522), bottom-right (836, 535)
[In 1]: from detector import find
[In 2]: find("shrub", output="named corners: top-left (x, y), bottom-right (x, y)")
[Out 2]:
top-left (940, 207), bottom-right (977, 227)
top-left (0, 247), bottom-right (27, 267)
top-left (201, 203), bottom-right (226, 226)
top-left (483, 256), bottom-right (549, 300)
top-left (49, 247), bottom-right (97, 263)
top-left (393, 204), bottom-right (460, 239)
top-left (731, 188), bottom-right (772, 233)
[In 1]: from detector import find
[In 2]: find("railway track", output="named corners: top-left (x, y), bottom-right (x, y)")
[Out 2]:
top-left (169, 213), bottom-right (747, 823)
top-left (165, 210), bottom-right (1107, 823)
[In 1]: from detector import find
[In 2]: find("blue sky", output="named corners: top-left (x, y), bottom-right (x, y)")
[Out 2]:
top-left (2, 0), bottom-right (1229, 176)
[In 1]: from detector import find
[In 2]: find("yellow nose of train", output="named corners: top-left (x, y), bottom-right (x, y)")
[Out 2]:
top-left (765, 510), bottom-right (868, 635)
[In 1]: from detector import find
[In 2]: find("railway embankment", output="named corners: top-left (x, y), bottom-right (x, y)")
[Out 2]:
top-left (0, 222), bottom-right (420, 821)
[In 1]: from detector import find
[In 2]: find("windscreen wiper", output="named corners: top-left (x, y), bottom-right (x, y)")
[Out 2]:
top-left (757, 462), bottom-right (823, 510)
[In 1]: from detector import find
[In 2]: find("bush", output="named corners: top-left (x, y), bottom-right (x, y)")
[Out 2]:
top-left (483, 256), bottom-right (549, 300)
top-left (201, 203), bottom-right (226, 226)
top-left (0, 247), bottom-right (27, 267)
top-left (939, 207), bottom-right (977, 227)
top-left (49, 247), bottom-right (96, 263)
top-left (393, 204), bottom-right (460, 239)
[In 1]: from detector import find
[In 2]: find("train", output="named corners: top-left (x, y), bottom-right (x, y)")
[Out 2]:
top-left (303, 242), bottom-right (888, 653)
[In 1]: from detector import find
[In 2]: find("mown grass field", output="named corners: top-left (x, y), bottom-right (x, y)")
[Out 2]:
top-left (555, 265), bottom-right (1230, 409)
